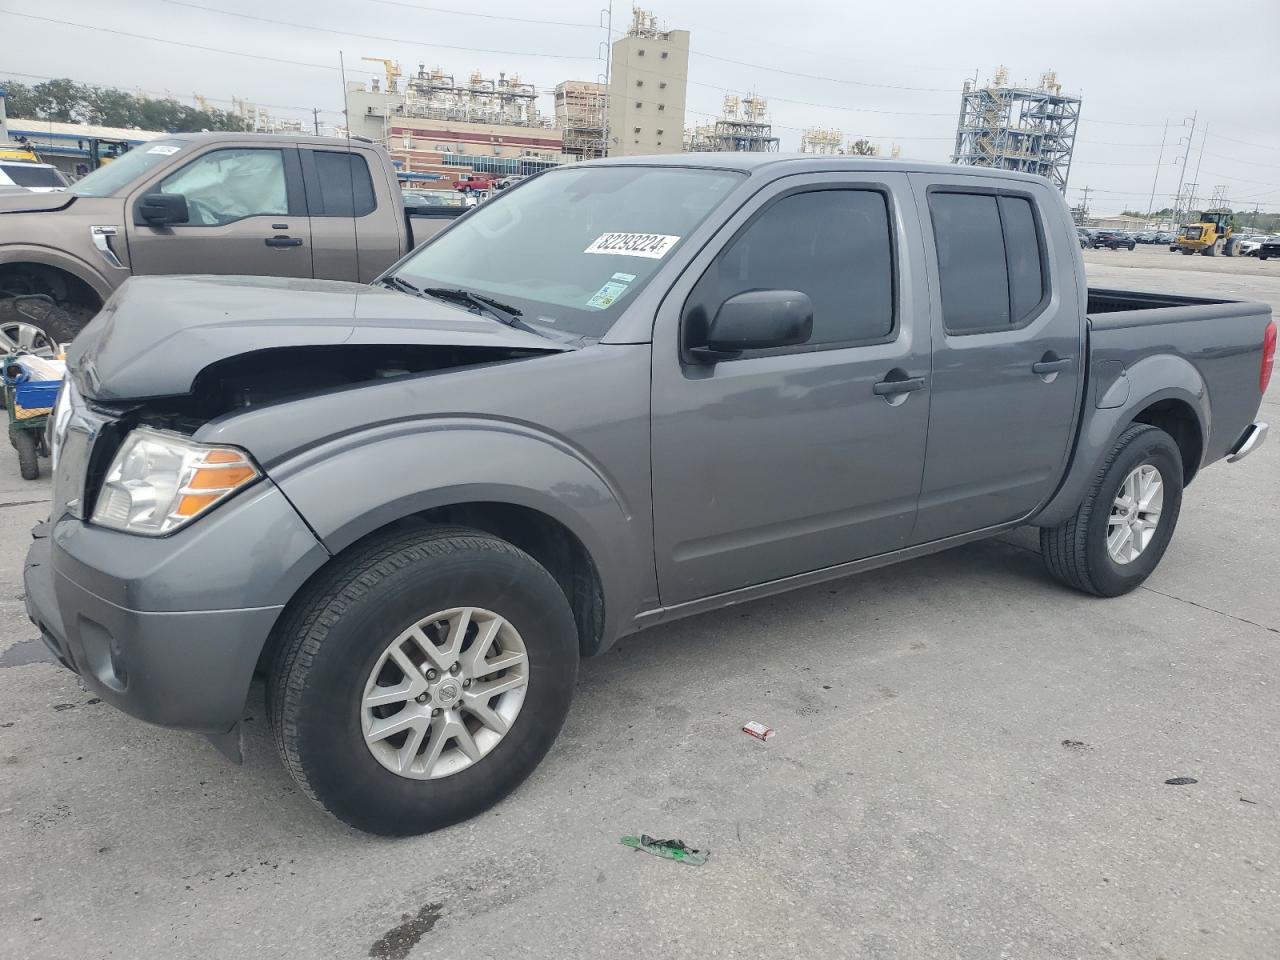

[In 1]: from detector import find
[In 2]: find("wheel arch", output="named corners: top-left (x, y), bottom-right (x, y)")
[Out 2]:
top-left (0, 249), bottom-right (112, 312)
top-left (1033, 358), bottom-right (1207, 529)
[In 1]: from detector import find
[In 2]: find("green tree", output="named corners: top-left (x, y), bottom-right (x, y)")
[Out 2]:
top-left (846, 138), bottom-right (878, 156)
top-left (2, 77), bottom-right (250, 132)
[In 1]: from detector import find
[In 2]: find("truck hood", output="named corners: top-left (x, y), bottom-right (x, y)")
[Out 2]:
top-left (0, 190), bottom-right (78, 214)
top-left (68, 274), bottom-right (570, 401)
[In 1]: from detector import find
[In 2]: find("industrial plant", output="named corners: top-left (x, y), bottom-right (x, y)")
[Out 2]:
top-left (951, 67), bottom-right (1082, 192)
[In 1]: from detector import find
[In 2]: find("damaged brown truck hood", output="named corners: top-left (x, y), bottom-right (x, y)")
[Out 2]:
top-left (68, 275), bottom-right (569, 401)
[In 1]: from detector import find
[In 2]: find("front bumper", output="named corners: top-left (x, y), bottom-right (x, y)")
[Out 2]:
top-left (23, 482), bottom-right (330, 734)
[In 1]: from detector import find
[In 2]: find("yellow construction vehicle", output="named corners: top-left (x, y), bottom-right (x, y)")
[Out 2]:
top-left (1175, 208), bottom-right (1239, 257)
top-left (0, 137), bottom-right (43, 165)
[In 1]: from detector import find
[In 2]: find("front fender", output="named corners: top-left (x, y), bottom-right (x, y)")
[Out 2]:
top-left (0, 243), bottom-right (118, 303)
top-left (269, 418), bottom-right (643, 645)
top-left (1032, 354), bottom-right (1208, 527)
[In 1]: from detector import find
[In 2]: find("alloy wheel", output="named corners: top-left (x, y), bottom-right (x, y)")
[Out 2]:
top-left (361, 607), bottom-right (529, 780)
top-left (1107, 464), bottom-right (1163, 564)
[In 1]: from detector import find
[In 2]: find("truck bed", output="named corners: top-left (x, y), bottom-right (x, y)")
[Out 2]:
top-left (1085, 287), bottom-right (1272, 468)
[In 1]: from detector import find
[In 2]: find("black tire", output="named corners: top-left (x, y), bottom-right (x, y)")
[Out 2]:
top-left (13, 429), bottom-right (39, 480)
top-left (1202, 242), bottom-right (1216, 257)
top-left (1040, 424), bottom-right (1183, 598)
top-left (1262, 254), bottom-right (1270, 261)
top-left (268, 524), bottom-right (579, 835)
top-left (1181, 248), bottom-right (1195, 256)
top-left (1223, 239), bottom-right (1238, 257)
top-left (0, 296), bottom-right (84, 353)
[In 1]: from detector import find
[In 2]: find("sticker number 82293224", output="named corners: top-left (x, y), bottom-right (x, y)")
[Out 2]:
top-left (584, 233), bottom-right (681, 259)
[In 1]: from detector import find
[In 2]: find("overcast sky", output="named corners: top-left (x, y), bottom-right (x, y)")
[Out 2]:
top-left (4, 0), bottom-right (1278, 212)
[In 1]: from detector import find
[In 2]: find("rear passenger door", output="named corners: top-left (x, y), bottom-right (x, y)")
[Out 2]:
top-left (651, 173), bottom-right (933, 604)
top-left (909, 175), bottom-right (1085, 544)
top-left (300, 147), bottom-right (401, 282)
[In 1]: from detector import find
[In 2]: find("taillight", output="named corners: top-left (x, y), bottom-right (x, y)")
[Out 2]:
top-left (1263, 320), bottom-right (1277, 394)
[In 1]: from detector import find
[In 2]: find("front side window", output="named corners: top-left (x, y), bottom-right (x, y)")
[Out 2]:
top-left (929, 190), bottom-right (1048, 334)
top-left (686, 189), bottom-right (895, 350)
top-left (158, 148), bottom-right (287, 226)
top-left (394, 165), bottom-right (743, 339)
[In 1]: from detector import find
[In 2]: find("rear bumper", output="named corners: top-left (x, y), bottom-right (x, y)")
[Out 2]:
top-left (1228, 421), bottom-right (1268, 463)
top-left (22, 482), bottom-right (329, 734)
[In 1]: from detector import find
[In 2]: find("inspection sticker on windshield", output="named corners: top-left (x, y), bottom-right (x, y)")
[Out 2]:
top-left (586, 272), bottom-right (636, 309)
top-left (584, 233), bottom-right (680, 259)
top-left (146, 145), bottom-right (181, 155)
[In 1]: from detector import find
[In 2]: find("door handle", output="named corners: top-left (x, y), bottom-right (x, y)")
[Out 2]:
top-left (1032, 356), bottom-right (1073, 375)
top-left (265, 236), bottom-right (303, 248)
top-left (872, 376), bottom-right (926, 396)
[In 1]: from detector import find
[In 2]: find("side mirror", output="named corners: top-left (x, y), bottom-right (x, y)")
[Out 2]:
top-left (135, 192), bottom-right (189, 226)
top-left (693, 289), bottom-right (813, 361)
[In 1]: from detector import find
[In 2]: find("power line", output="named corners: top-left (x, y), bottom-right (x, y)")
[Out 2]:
top-left (366, 0), bottom-right (599, 29)
top-left (161, 0), bottom-right (597, 60)
top-left (0, 9), bottom-right (345, 71)
top-left (687, 51), bottom-right (955, 94)
top-left (0, 69), bottom-right (343, 114)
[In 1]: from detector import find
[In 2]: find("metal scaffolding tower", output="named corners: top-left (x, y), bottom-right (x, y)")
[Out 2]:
top-left (952, 68), bottom-right (1081, 193)
top-left (686, 94), bottom-right (779, 153)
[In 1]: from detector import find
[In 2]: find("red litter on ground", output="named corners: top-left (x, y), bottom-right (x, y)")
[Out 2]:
top-left (742, 721), bottom-right (775, 741)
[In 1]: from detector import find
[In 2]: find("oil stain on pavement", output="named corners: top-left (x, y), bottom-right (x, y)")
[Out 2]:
top-left (0, 638), bottom-right (53, 668)
top-left (369, 902), bottom-right (444, 960)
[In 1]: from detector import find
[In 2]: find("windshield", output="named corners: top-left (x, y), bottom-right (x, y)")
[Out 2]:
top-left (70, 141), bottom-right (186, 197)
top-left (392, 165), bottom-right (744, 339)
top-left (0, 163), bottom-right (67, 188)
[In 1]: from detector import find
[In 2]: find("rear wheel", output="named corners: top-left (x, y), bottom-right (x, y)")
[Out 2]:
top-left (268, 525), bottom-right (579, 835)
top-left (1223, 238), bottom-right (1238, 257)
top-left (1040, 424), bottom-right (1183, 597)
top-left (1202, 242), bottom-right (1217, 257)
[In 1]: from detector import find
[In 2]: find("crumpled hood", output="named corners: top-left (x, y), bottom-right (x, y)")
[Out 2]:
top-left (68, 274), bottom-right (568, 401)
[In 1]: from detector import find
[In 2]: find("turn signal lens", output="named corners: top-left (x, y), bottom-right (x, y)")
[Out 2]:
top-left (92, 428), bottom-right (261, 536)
top-left (1262, 320), bottom-right (1276, 394)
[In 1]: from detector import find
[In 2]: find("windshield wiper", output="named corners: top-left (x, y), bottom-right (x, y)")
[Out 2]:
top-left (420, 287), bottom-right (526, 327)
top-left (377, 274), bottom-right (421, 295)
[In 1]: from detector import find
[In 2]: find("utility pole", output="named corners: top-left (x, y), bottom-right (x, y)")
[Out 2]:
top-left (1172, 110), bottom-right (1196, 226)
top-left (599, 1), bottom-right (614, 157)
top-left (313, 108), bottom-right (320, 136)
top-left (1190, 122), bottom-right (1208, 214)
top-left (1146, 119), bottom-right (1168, 218)
top-left (1080, 185), bottom-right (1091, 224)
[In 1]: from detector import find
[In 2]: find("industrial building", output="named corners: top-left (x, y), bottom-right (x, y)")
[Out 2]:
top-left (555, 81), bottom-right (606, 160)
top-left (346, 62), bottom-right (570, 187)
top-left (951, 68), bottom-right (1081, 193)
top-left (686, 95), bottom-right (779, 153)
top-left (605, 7), bottom-right (690, 156)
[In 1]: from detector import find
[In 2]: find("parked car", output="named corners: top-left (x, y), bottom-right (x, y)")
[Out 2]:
top-left (26, 156), bottom-right (1273, 835)
top-left (1077, 228), bottom-right (1092, 248)
top-left (402, 189), bottom-right (465, 208)
top-left (1134, 231), bottom-right (1159, 244)
top-left (1093, 229), bottom-right (1136, 250)
top-left (1153, 232), bottom-right (1174, 245)
top-left (1259, 237), bottom-right (1280, 261)
top-left (1238, 235), bottom-right (1270, 257)
top-left (494, 175), bottom-right (526, 190)
top-left (0, 133), bottom-right (463, 341)
top-left (452, 173), bottom-right (497, 193)
top-left (0, 160), bottom-right (69, 193)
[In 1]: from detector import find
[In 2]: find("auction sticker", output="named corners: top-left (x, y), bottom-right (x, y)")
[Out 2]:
top-left (146, 145), bottom-right (181, 155)
top-left (584, 233), bottom-right (680, 259)
top-left (586, 272), bottom-right (637, 309)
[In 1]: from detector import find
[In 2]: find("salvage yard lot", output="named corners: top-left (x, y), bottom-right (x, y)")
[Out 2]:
top-left (1, 248), bottom-right (1277, 960)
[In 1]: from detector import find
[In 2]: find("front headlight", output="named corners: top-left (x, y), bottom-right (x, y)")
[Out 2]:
top-left (91, 427), bottom-right (260, 536)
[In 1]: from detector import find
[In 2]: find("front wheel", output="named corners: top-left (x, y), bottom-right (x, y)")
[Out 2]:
top-left (1040, 424), bottom-right (1183, 597)
top-left (268, 525), bottom-right (579, 835)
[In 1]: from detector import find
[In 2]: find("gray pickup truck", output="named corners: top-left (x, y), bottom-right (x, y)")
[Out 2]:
top-left (0, 132), bottom-right (461, 350)
top-left (25, 156), bottom-right (1272, 835)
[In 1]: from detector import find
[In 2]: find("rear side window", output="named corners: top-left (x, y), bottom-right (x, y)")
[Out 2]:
top-left (929, 191), bottom-right (1047, 334)
top-left (312, 151), bottom-right (376, 217)
top-left (689, 188), bottom-right (895, 349)
top-left (1, 163), bottom-right (65, 188)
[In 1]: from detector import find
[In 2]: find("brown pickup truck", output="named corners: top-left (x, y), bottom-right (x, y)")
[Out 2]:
top-left (0, 132), bottom-right (463, 350)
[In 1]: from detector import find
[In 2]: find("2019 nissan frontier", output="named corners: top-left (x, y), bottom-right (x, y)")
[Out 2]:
top-left (24, 155), bottom-right (1273, 835)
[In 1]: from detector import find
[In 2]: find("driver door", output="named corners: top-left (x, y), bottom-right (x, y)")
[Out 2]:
top-left (126, 144), bottom-right (312, 279)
